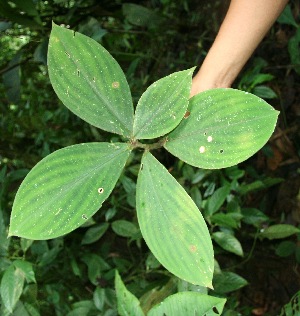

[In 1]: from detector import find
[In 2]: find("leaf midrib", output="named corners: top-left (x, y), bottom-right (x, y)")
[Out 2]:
top-left (52, 32), bottom-right (132, 135)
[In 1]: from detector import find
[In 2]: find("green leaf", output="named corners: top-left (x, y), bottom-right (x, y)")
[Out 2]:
top-left (93, 287), bottom-right (105, 311)
top-left (48, 23), bottom-right (134, 137)
top-left (213, 272), bottom-right (247, 294)
top-left (3, 50), bottom-right (21, 104)
top-left (280, 290), bottom-right (300, 316)
top-left (0, 207), bottom-right (9, 257)
top-left (238, 177), bottom-right (283, 195)
top-left (210, 213), bottom-right (239, 229)
top-left (24, 301), bottom-right (39, 316)
top-left (66, 301), bottom-right (94, 316)
top-left (115, 270), bottom-right (145, 316)
top-left (275, 241), bottom-right (296, 257)
top-left (122, 3), bottom-right (164, 29)
top-left (249, 73), bottom-right (275, 88)
top-left (10, 142), bottom-right (130, 239)
top-left (288, 28), bottom-right (300, 75)
top-left (133, 68), bottom-right (194, 139)
top-left (253, 85), bottom-right (277, 99)
top-left (0, 265), bottom-right (25, 313)
top-left (140, 279), bottom-right (177, 314)
top-left (212, 232), bottom-right (243, 257)
top-left (13, 260), bottom-right (36, 283)
top-left (164, 88), bottom-right (279, 169)
top-left (10, 0), bottom-right (40, 19)
top-left (0, 0), bottom-right (42, 28)
top-left (177, 279), bottom-right (208, 294)
top-left (145, 253), bottom-right (161, 270)
top-left (112, 220), bottom-right (139, 238)
top-left (277, 4), bottom-right (298, 28)
top-left (259, 224), bottom-right (300, 240)
top-left (190, 186), bottom-right (202, 209)
top-left (20, 239), bottom-right (33, 253)
top-left (136, 152), bottom-right (214, 287)
top-left (82, 254), bottom-right (111, 285)
top-left (241, 208), bottom-right (269, 227)
top-left (205, 185), bottom-right (230, 216)
top-left (81, 223), bottom-right (109, 245)
top-left (148, 292), bottom-right (226, 316)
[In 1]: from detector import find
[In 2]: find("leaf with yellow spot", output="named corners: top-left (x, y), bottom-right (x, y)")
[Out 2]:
top-left (164, 88), bottom-right (279, 169)
top-left (9, 143), bottom-right (131, 239)
top-left (136, 152), bottom-right (214, 287)
top-left (48, 23), bottom-right (134, 137)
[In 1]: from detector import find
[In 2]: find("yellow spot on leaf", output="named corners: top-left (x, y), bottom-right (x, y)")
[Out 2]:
top-left (112, 81), bottom-right (120, 88)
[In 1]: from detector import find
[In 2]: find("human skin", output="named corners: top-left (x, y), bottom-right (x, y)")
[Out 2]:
top-left (190, 0), bottom-right (289, 97)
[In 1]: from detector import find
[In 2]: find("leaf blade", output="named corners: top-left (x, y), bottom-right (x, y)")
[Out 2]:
top-left (212, 232), bottom-right (244, 257)
top-left (133, 68), bottom-right (194, 139)
top-left (0, 265), bottom-right (25, 313)
top-left (115, 270), bottom-right (145, 316)
top-left (164, 88), bottom-right (279, 169)
top-left (259, 224), bottom-right (300, 240)
top-left (136, 152), bottom-right (214, 287)
top-left (81, 223), bottom-right (109, 245)
top-left (10, 143), bottom-right (130, 239)
top-left (213, 271), bottom-right (248, 293)
top-left (48, 23), bottom-right (134, 137)
top-left (148, 292), bottom-right (226, 316)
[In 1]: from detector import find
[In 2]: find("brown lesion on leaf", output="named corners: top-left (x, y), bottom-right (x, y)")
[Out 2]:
top-left (190, 245), bottom-right (197, 252)
top-left (184, 111), bottom-right (190, 119)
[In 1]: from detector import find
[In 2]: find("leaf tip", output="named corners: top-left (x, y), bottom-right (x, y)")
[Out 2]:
top-left (7, 228), bottom-right (17, 239)
top-left (207, 282), bottom-right (214, 290)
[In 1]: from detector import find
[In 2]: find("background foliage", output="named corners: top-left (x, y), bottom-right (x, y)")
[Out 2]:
top-left (1, 0), bottom-right (299, 315)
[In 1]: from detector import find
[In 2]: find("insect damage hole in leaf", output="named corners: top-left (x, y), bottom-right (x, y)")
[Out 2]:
top-left (164, 88), bottom-right (279, 169)
top-left (9, 142), bottom-right (131, 239)
top-left (212, 306), bottom-right (220, 314)
top-left (98, 188), bottom-right (104, 194)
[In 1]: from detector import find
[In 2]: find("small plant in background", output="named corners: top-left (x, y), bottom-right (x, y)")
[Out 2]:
top-left (6, 22), bottom-right (280, 314)
top-left (277, 4), bottom-right (300, 75)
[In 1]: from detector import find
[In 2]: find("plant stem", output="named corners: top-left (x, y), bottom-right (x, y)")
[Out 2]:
top-left (129, 137), bottom-right (167, 151)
